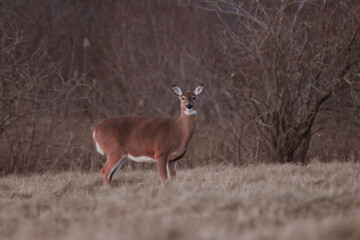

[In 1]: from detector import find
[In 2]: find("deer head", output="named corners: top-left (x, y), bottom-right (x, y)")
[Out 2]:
top-left (171, 84), bottom-right (204, 115)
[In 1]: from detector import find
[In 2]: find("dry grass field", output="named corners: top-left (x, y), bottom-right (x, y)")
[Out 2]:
top-left (0, 162), bottom-right (360, 240)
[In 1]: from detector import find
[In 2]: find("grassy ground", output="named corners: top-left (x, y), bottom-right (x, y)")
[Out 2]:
top-left (0, 162), bottom-right (360, 240)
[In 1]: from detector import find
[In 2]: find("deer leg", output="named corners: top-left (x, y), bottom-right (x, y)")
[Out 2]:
top-left (101, 153), bottom-right (126, 185)
top-left (109, 156), bottom-right (128, 182)
top-left (156, 156), bottom-right (168, 182)
top-left (168, 160), bottom-right (178, 179)
top-left (101, 161), bottom-right (112, 186)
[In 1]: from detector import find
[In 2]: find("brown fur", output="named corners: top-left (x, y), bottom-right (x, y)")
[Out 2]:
top-left (93, 85), bottom-right (204, 185)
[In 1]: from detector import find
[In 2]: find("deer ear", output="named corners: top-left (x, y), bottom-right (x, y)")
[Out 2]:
top-left (194, 84), bottom-right (204, 96)
top-left (171, 85), bottom-right (182, 96)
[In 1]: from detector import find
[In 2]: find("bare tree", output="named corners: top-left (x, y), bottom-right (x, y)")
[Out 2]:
top-left (1, 0), bottom-right (359, 174)
top-left (201, 0), bottom-right (360, 163)
top-left (0, 3), bottom-right (92, 173)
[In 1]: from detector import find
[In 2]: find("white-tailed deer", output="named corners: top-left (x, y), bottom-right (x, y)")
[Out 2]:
top-left (93, 84), bottom-right (204, 185)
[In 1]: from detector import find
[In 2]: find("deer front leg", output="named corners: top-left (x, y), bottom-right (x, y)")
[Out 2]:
top-left (156, 156), bottom-right (168, 182)
top-left (168, 160), bottom-right (178, 179)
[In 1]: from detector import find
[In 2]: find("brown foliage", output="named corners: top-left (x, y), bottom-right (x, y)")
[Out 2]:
top-left (201, 0), bottom-right (360, 163)
top-left (0, 0), bottom-right (359, 174)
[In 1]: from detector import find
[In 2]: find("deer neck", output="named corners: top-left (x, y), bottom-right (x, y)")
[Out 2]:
top-left (176, 107), bottom-right (196, 147)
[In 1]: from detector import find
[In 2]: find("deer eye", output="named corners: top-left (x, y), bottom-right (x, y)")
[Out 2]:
top-left (191, 96), bottom-right (196, 100)
top-left (181, 96), bottom-right (186, 101)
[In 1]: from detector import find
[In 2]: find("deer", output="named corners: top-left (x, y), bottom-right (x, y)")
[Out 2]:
top-left (92, 84), bottom-right (204, 185)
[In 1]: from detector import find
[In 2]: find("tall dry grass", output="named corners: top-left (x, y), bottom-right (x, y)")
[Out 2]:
top-left (1, 162), bottom-right (359, 240)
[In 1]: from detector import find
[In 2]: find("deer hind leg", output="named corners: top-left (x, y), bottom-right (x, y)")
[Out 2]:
top-left (101, 153), bottom-right (127, 185)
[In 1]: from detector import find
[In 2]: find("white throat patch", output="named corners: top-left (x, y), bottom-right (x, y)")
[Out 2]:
top-left (184, 109), bottom-right (197, 115)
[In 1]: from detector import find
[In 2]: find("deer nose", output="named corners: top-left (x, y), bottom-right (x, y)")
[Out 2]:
top-left (186, 103), bottom-right (193, 109)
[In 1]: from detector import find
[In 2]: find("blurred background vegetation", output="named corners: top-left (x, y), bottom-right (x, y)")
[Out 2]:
top-left (0, 0), bottom-right (359, 175)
